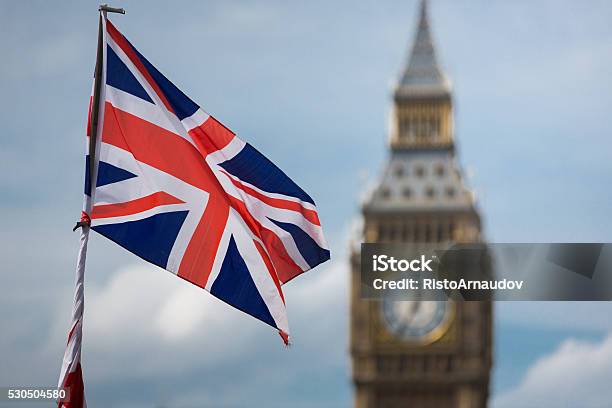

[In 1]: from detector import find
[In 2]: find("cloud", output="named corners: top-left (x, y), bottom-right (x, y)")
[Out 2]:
top-left (493, 333), bottom-right (612, 408)
top-left (62, 263), bottom-right (264, 380)
top-left (47, 257), bottom-right (348, 387)
top-left (84, 263), bottom-right (241, 346)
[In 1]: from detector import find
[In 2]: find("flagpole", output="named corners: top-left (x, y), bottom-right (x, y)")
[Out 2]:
top-left (57, 5), bottom-right (124, 407)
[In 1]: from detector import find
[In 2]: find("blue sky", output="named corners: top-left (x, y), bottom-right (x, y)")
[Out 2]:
top-left (2, 0), bottom-right (612, 406)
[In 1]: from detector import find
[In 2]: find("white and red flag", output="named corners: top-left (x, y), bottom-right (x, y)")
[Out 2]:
top-left (58, 10), bottom-right (329, 408)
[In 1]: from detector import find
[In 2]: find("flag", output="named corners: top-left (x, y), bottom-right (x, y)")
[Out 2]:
top-left (58, 12), bottom-right (329, 407)
top-left (90, 18), bottom-right (328, 337)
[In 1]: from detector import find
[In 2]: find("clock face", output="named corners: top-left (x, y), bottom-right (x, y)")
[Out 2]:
top-left (381, 298), bottom-right (453, 343)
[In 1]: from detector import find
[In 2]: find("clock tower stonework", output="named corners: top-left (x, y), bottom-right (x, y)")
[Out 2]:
top-left (349, 1), bottom-right (493, 407)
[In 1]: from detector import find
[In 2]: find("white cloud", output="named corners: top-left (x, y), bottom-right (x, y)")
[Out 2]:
top-left (48, 257), bottom-right (348, 383)
top-left (65, 263), bottom-right (261, 380)
top-left (493, 333), bottom-right (612, 408)
top-left (84, 263), bottom-right (242, 345)
top-left (155, 282), bottom-right (222, 341)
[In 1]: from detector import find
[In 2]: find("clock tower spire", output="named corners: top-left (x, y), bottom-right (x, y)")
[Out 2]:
top-left (391, 0), bottom-right (454, 150)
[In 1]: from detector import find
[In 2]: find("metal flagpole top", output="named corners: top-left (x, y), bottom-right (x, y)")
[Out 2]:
top-left (99, 4), bottom-right (125, 14)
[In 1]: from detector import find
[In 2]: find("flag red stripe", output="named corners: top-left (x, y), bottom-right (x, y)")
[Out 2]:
top-left (188, 116), bottom-right (235, 156)
top-left (178, 195), bottom-right (229, 287)
top-left (58, 362), bottom-right (84, 408)
top-left (102, 102), bottom-right (215, 192)
top-left (220, 170), bottom-right (321, 226)
top-left (91, 192), bottom-right (184, 219)
top-left (66, 319), bottom-right (80, 345)
top-left (86, 97), bottom-right (93, 137)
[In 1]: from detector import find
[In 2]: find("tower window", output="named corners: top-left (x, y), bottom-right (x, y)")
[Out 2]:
top-left (380, 187), bottom-right (391, 199)
top-left (436, 164), bottom-right (445, 177)
top-left (394, 164), bottom-right (405, 178)
top-left (415, 165), bottom-right (425, 178)
top-left (425, 186), bottom-right (435, 199)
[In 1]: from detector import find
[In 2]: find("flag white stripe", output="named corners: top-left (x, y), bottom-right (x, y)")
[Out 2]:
top-left (205, 136), bottom-right (246, 165)
top-left (181, 108), bottom-right (210, 132)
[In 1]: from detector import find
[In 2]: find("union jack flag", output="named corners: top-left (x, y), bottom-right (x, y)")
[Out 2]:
top-left (59, 13), bottom-right (329, 408)
top-left (88, 17), bottom-right (330, 340)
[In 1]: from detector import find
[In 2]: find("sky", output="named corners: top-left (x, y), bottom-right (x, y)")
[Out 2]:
top-left (1, 0), bottom-right (612, 406)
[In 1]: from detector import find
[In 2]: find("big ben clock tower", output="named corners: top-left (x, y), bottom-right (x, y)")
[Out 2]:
top-left (349, 1), bottom-right (493, 407)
